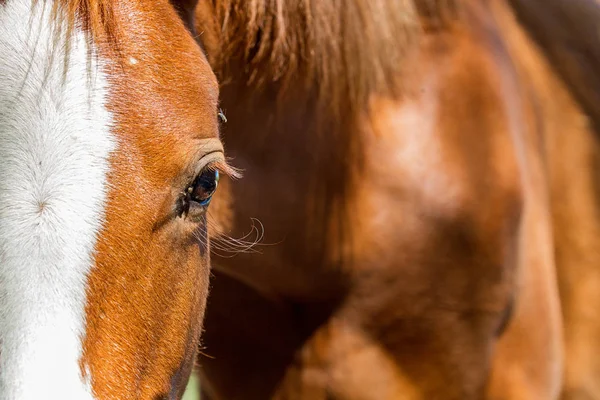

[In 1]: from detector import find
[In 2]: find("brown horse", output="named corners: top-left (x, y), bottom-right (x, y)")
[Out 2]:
top-left (193, 0), bottom-right (600, 399)
top-left (0, 0), bottom-right (231, 398)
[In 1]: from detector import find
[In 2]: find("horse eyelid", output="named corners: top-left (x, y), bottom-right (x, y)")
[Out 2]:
top-left (195, 151), bottom-right (225, 175)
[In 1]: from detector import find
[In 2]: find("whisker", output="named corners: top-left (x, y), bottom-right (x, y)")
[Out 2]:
top-left (202, 214), bottom-right (277, 257)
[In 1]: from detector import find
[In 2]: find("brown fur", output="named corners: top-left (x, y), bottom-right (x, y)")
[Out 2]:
top-left (81, 1), bottom-right (219, 396)
top-left (507, 0), bottom-right (600, 131)
top-left (194, 0), bottom-right (467, 267)
top-left (193, 0), bottom-right (568, 399)
top-left (494, 0), bottom-right (600, 398)
top-left (194, 0), bottom-right (600, 398)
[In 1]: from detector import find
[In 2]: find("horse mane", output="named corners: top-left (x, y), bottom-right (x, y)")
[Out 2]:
top-left (46, 0), bottom-right (117, 45)
top-left (507, 0), bottom-right (600, 130)
top-left (210, 0), bottom-right (459, 112)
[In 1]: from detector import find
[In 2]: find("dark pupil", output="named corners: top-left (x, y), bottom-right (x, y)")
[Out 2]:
top-left (192, 169), bottom-right (217, 202)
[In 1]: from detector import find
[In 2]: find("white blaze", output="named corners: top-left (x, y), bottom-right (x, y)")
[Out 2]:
top-left (0, 1), bottom-right (115, 398)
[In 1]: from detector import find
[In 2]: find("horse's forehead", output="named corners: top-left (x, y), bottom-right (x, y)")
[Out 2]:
top-left (107, 0), bottom-right (219, 136)
top-left (97, 0), bottom-right (220, 184)
top-left (77, 2), bottom-right (220, 397)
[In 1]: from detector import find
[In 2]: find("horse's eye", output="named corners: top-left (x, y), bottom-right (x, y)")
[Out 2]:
top-left (178, 168), bottom-right (220, 218)
top-left (188, 169), bottom-right (219, 206)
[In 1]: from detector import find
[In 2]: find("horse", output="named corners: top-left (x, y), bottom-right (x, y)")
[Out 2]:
top-left (193, 0), bottom-right (600, 398)
top-left (0, 0), bottom-right (232, 398)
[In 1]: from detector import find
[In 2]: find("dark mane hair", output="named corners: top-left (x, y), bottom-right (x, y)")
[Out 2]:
top-left (507, 0), bottom-right (600, 130)
top-left (210, 0), bottom-right (459, 112)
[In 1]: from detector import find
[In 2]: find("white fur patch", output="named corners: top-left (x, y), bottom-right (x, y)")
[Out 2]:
top-left (0, 1), bottom-right (115, 398)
